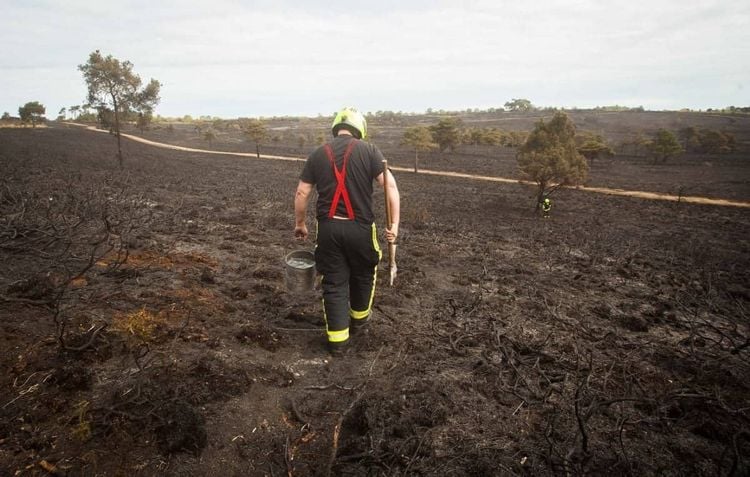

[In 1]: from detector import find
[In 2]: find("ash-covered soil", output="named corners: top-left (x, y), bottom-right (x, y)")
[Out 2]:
top-left (1, 123), bottom-right (749, 476)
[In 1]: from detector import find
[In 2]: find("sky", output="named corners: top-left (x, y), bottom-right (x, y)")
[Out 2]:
top-left (1, 0), bottom-right (749, 119)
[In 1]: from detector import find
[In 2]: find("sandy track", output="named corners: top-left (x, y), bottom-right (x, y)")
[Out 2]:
top-left (68, 123), bottom-right (750, 209)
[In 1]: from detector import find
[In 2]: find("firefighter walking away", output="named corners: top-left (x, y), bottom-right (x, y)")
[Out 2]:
top-left (293, 107), bottom-right (400, 355)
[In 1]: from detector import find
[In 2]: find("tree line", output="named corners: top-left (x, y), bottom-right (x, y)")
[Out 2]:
top-left (5, 50), bottom-right (742, 214)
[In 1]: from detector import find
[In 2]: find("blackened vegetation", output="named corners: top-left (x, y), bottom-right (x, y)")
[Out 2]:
top-left (0, 156), bottom-right (149, 351)
top-left (1, 125), bottom-right (749, 476)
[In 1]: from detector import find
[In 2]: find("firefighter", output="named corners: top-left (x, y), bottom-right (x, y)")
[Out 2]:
top-left (541, 197), bottom-right (552, 218)
top-left (294, 107), bottom-right (400, 355)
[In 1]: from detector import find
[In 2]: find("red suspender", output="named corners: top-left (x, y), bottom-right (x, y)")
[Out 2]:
top-left (323, 140), bottom-right (358, 220)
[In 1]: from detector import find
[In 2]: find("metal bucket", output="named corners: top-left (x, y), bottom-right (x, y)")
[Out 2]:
top-left (284, 250), bottom-right (316, 293)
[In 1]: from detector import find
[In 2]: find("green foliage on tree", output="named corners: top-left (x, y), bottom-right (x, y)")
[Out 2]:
top-left (620, 131), bottom-right (650, 157)
top-left (482, 128), bottom-right (505, 146)
top-left (504, 98), bottom-right (534, 112)
top-left (429, 117), bottom-right (463, 153)
top-left (577, 133), bottom-right (614, 165)
top-left (678, 126), bottom-right (700, 152)
top-left (592, 105), bottom-right (645, 112)
top-left (136, 112), bottom-right (152, 133)
top-left (401, 126), bottom-right (438, 173)
top-left (96, 108), bottom-right (116, 133)
top-left (462, 127), bottom-right (505, 146)
top-left (372, 110), bottom-right (405, 125)
top-left (679, 126), bottom-right (736, 154)
top-left (648, 129), bottom-right (683, 163)
top-left (68, 105), bottom-right (81, 120)
top-left (242, 118), bottom-right (268, 158)
top-left (77, 108), bottom-right (97, 123)
top-left (2, 112), bottom-right (12, 120)
top-left (517, 112), bottom-right (588, 211)
top-left (697, 129), bottom-right (736, 154)
top-left (18, 101), bottom-right (46, 127)
top-left (504, 131), bottom-right (529, 148)
top-left (79, 50), bottom-right (161, 167)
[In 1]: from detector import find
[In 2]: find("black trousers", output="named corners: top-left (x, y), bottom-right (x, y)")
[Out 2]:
top-left (315, 219), bottom-right (381, 343)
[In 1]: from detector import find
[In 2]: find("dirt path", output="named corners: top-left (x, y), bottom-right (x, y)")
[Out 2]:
top-left (68, 123), bottom-right (750, 209)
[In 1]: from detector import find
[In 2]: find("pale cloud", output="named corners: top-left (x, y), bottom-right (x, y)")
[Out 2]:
top-left (0, 0), bottom-right (747, 117)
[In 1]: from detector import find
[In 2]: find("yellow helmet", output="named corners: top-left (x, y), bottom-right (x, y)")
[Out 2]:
top-left (331, 107), bottom-right (367, 139)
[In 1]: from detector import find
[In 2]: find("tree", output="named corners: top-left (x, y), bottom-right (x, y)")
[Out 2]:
top-left (648, 129), bottom-right (683, 163)
top-left (697, 129), bottom-right (735, 154)
top-left (462, 127), bottom-right (505, 146)
top-left (577, 134), bottom-right (614, 165)
top-left (517, 112), bottom-right (588, 212)
top-left (401, 126), bottom-right (438, 173)
top-left (97, 107), bottom-right (116, 133)
top-left (482, 128), bottom-right (505, 146)
top-left (242, 118), bottom-right (268, 158)
top-left (503, 131), bottom-right (529, 148)
top-left (504, 98), bottom-right (534, 112)
top-left (57, 107), bottom-right (67, 121)
top-left (1, 112), bottom-right (10, 120)
top-left (79, 50), bottom-right (161, 167)
top-left (136, 112), bottom-right (152, 133)
top-left (429, 117), bottom-right (462, 153)
top-left (678, 126), bottom-right (700, 152)
top-left (69, 105), bottom-right (81, 120)
top-left (203, 128), bottom-right (217, 149)
top-left (621, 131), bottom-right (650, 157)
top-left (18, 101), bottom-right (46, 127)
top-left (76, 105), bottom-right (97, 123)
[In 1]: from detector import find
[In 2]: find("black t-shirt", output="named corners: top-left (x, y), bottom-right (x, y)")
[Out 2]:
top-left (300, 135), bottom-right (385, 224)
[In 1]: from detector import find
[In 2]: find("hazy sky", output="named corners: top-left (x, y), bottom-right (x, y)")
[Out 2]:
top-left (1, 0), bottom-right (748, 118)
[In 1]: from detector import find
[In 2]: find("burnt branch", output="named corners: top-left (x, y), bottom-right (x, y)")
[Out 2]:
top-left (0, 172), bottom-right (153, 350)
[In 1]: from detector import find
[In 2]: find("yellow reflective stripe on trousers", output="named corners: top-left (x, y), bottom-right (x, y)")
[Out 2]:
top-left (327, 328), bottom-right (349, 343)
top-left (350, 308), bottom-right (370, 319)
top-left (372, 223), bottom-right (382, 258)
top-left (321, 278), bottom-right (350, 343)
top-left (357, 223), bottom-right (381, 316)
top-left (349, 224), bottom-right (380, 320)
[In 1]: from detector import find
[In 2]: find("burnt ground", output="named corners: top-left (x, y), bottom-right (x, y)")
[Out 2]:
top-left (132, 109), bottom-right (750, 202)
top-left (1, 123), bottom-right (749, 476)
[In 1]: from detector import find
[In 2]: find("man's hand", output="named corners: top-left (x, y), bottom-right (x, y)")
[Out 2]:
top-left (294, 181), bottom-right (313, 241)
top-left (294, 224), bottom-right (308, 241)
top-left (385, 223), bottom-right (398, 243)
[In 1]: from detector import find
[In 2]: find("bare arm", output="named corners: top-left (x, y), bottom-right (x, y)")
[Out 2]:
top-left (376, 169), bottom-right (400, 243)
top-left (294, 180), bottom-right (314, 240)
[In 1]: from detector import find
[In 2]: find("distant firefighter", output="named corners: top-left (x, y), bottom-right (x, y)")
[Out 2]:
top-left (541, 197), bottom-right (552, 218)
